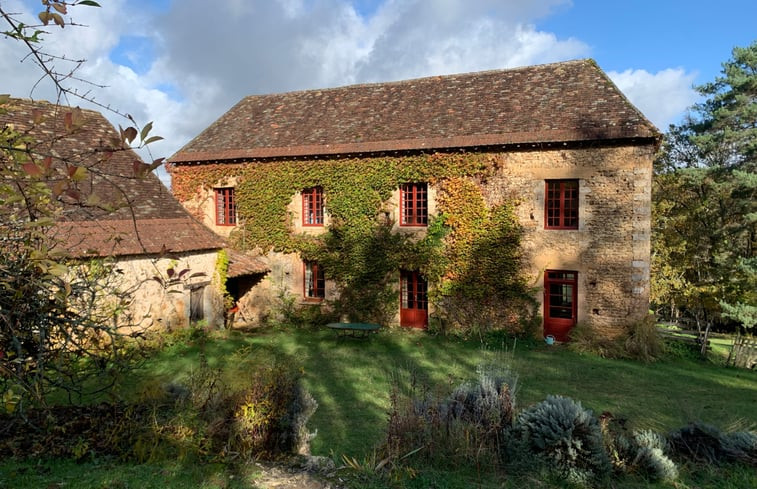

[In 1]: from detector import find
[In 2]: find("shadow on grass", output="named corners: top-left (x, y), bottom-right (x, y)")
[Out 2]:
top-left (130, 326), bottom-right (757, 461)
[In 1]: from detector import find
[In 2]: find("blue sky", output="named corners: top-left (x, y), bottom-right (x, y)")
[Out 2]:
top-left (2, 0), bottom-right (755, 186)
top-left (538, 0), bottom-right (757, 84)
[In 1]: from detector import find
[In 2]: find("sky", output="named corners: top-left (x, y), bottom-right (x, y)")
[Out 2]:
top-left (1, 0), bottom-right (755, 187)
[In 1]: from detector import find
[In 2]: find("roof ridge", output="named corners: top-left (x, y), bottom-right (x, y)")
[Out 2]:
top-left (242, 58), bottom-right (595, 99)
top-left (4, 97), bottom-right (110, 118)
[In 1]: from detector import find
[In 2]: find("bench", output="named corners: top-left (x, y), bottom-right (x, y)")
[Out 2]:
top-left (327, 322), bottom-right (380, 339)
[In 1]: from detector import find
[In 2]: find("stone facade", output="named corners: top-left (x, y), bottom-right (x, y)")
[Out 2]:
top-left (173, 141), bottom-right (653, 338)
top-left (483, 144), bottom-right (653, 338)
top-left (107, 251), bottom-right (224, 331)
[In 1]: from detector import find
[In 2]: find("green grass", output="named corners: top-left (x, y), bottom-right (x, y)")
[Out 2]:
top-left (122, 327), bottom-right (757, 457)
top-left (0, 458), bottom-right (261, 489)
top-left (3, 326), bottom-right (756, 488)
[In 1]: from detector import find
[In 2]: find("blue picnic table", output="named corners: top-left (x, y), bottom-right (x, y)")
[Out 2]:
top-left (327, 322), bottom-right (380, 338)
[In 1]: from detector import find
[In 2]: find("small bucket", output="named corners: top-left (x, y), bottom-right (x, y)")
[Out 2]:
top-left (545, 335), bottom-right (555, 345)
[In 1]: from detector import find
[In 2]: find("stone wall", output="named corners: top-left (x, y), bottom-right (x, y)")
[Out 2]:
top-left (106, 250), bottom-right (223, 331)
top-left (483, 144), bottom-right (653, 337)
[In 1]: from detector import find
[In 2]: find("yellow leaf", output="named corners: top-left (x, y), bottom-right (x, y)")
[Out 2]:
top-left (71, 165), bottom-right (88, 182)
top-left (48, 263), bottom-right (69, 278)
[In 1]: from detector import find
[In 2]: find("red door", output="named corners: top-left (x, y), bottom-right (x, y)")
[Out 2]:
top-left (544, 270), bottom-right (577, 341)
top-left (400, 270), bottom-right (428, 328)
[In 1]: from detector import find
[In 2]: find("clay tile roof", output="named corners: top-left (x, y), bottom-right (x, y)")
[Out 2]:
top-left (1, 98), bottom-right (223, 257)
top-left (171, 59), bottom-right (659, 163)
top-left (226, 249), bottom-right (269, 277)
top-left (53, 218), bottom-right (224, 257)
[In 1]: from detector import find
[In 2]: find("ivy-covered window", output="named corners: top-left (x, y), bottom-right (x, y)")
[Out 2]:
top-left (302, 186), bottom-right (324, 226)
top-left (545, 180), bottom-right (578, 229)
top-left (303, 260), bottom-right (325, 300)
top-left (215, 187), bottom-right (236, 226)
top-left (400, 182), bottom-right (428, 227)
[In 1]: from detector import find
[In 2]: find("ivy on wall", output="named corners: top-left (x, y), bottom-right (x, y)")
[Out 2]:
top-left (215, 249), bottom-right (233, 311)
top-left (171, 153), bottom-right (536, 334)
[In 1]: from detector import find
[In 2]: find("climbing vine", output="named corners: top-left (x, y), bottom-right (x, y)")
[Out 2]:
top-left (171, 152), bottom-right (536, 334)
top-left (215, 249), bottom-right (233, 311)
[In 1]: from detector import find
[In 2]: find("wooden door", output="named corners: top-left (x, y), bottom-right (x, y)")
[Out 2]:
top-left (400, 270), bottom-right (428, 328)
top-left (190, 285), bottom-right (205, 322)
top-left (544, 270), bottom-right (577, 341)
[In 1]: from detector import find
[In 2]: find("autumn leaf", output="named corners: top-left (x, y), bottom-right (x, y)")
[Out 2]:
top-left (65, 188), bottom-right (81, 201)
top-left (123, 126), bottom-right (138, 144)
top-left (148, 157), bottom-right (165, 171)
top-left (132, 160), bottom-right (149, 177)
top-left (69, 165), bottom-right (88, 182)
top-left (51, 13), bottom-right (65, 28)
top-left (22, 162), bottom-right (42, 177)
top-left (52, 181), bottom-right (67, 197)
top-left (86, 193), bottom-right (101, 206)
top-left (71, 107), bottom-right (84, 127)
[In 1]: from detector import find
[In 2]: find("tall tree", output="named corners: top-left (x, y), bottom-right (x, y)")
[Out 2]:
top-left (652, 41), bottom-right (757, 333)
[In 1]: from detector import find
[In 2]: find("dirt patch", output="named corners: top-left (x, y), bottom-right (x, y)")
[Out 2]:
top-left (252, 457), bottom-right (345, 489)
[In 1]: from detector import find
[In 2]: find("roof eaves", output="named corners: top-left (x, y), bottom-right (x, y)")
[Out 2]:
top-left (170, 128), bottom-right (659, 164)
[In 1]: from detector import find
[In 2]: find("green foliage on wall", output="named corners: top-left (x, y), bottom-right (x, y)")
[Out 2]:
top-left (171, 153), bottom-right (536, 334)
top-left (434, 178), bottom-right (537, 335)
top-left (215, 249), bottom-right (233, 311)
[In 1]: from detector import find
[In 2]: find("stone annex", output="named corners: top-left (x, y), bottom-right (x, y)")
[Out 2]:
top-left (170, 59), bottom-right (660, 340)
top-left (0, 98), bottom-right (267, 331)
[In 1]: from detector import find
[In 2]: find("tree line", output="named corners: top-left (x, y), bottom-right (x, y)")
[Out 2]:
top-left (651, 40), bottom-right (756, 335)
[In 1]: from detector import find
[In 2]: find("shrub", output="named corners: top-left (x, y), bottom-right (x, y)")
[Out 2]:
top-left (669, 422), bottom-right (757, 466)
top-left (382, 362), bottom-right (517, 469)
top-left (624, 314), bottom-right (665, 362)
top-left (209, 359), bottom-right (317, 460)
top-left (599, 413), bottom-right (679, 482)
top-left (271, 289), bottom-right (337, 329)
top-left (511, 395), bottom-right (611, 485)
top-left (0, 352), bottom-right (317, 463)
top-left (568, 322), bottom-right (624, 358)
top-left (631, 430), bottom-right (679, 481)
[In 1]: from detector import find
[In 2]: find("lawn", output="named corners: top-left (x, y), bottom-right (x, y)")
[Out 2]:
top-left (121, 326), bottom-right (757, 457)
top-left (2, 325), bottom-right (756, 488)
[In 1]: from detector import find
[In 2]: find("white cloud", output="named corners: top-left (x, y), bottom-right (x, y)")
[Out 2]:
top-left (609, 68), bottom-right (699, 130)
top-left (1, 0), bottom-right (698, 189)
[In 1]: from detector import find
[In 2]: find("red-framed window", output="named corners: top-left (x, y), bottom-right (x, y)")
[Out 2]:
top-left (215, 187), bottom-right (236, 226)
top-left (400, 182), bottom-right (428, 227)
top-left (303, 260), bottom-right (325, 300)
top-left (545, 180), bottom-right (578, 229)
top-left (302, 186), bottom-right (324, 226)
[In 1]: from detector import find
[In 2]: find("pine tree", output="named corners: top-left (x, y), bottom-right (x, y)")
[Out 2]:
top-left (652, 41), bottom-right (757, 332)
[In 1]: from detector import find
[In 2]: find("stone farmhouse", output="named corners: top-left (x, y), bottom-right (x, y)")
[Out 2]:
top-left (169, 59), bottom-right (660, 340)
top-left (0, 98), bottom-right (267, 331)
